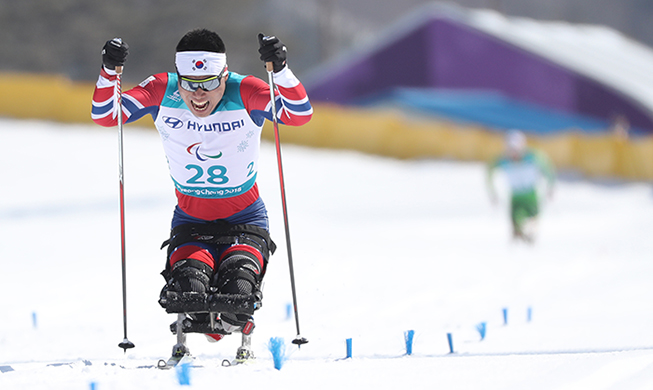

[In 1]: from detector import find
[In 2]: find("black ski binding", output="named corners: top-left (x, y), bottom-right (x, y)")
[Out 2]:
top-left (160, 291), bottom-right (261, 315)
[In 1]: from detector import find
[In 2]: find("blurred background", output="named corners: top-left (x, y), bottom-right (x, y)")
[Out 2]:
top-left (3, 0), bottom-right (653, 82)
top-left (2, 0), bottom-right (653, 180)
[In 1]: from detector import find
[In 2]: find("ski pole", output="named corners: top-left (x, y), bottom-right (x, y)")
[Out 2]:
top-left (115, 58), bottom-right (135, 353)
top-left (266, 60), bottom-right (308, 346)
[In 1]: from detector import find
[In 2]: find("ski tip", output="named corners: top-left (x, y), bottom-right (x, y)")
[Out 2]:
top-left (157, 355), bottom-right (193, 370)
top-left (119, 339), bottom-right (135, 352)
top-left (292, 336), bottom-right (308, 346)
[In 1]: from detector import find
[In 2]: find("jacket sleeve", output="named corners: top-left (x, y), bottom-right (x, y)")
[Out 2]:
top-left (240, 67), bottom-right (313, 127)
top-left (91, 67), bottom-right (168, 127)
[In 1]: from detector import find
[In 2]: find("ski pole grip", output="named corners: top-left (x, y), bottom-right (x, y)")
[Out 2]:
top-left (115, 66), bottom-right (123, 75)
top-left (265, 62), bottom-right (274, 73)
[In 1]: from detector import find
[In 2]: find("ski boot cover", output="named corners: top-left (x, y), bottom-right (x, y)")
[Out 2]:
top-left (170, 258), bottom-right (213, 294)
top-left (213, 245), bottom-right (264, 331)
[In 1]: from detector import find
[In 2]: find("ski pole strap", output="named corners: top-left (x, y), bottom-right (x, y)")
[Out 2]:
top-left (161, 221), bottom-right (277, 264)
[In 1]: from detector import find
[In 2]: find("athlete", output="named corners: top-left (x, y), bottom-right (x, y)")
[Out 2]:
top-left (487, 130), bottom-right (555, 243)
top-left (91, 29), bottom-right (312, 358)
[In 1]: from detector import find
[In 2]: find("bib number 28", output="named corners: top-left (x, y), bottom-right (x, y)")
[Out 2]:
top-left (185, 164), bottom-right (229, 184)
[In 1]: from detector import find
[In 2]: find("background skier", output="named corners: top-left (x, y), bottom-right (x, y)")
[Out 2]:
top-left (487, 130), bottom-right (555, 243)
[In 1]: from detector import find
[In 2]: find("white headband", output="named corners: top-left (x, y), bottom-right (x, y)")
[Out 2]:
top-left (175, 51), bottom-right (227, 76)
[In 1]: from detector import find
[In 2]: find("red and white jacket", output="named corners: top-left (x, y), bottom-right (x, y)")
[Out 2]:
top-left (91, 66), bottom-right (312, 220)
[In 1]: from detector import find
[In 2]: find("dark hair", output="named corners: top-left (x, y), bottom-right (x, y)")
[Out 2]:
top-left (176, 29), bottom-right (226, 53)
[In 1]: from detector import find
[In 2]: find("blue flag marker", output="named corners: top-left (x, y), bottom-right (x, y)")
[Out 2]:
top-left (476, 322), bottom-right (487, 340)
top-left (447, 333), bottom-right (454, 354)
top-left (346, 338), bottom-right (353, 359)
top-left (503, 308), bottom-right (508, 325)
top-left (176, 361), bottom-right (191, 386)
top-left (269, 337), bottom-right (286, 370)
top-left (285, 303), bottom-right (292, 321)
top-left (32, 312), bottom-right (37, 329)
top-left (404, 330), bottom-right (415, 355)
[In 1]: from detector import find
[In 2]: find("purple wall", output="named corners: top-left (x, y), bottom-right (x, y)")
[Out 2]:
top-left (307, 17), bottom-right (653, 131)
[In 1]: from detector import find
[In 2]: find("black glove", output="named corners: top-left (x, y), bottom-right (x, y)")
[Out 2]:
top-left (258, 33), bottom-right (287, 72)
top-left (102, 38), bottom-right (129, 70)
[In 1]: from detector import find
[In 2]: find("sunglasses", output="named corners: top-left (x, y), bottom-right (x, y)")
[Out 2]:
top-left (179, 75), bottom-right (222, 92)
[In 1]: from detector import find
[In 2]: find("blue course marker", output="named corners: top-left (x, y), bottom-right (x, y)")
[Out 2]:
top-left (285, 303), bottom-right (292, 321)
top-left (269, 337), bottom-right (287, 370)
top-left (447, 333), bottom-right (454, 354)
top-left (476, 322), bottom-right (487, 340)
top-left (404, 330), bottom-right (415, 355)
top-left (346, 338), bottom-right (353, 359)
top-left (176, 361), bottom-right (191, 386)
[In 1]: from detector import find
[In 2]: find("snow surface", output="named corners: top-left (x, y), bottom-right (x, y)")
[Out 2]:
top-left (2, 118), bottom-right (653, 389)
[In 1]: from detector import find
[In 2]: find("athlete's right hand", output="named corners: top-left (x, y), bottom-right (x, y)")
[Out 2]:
top-left (102, 38), bottom-right (129, 70)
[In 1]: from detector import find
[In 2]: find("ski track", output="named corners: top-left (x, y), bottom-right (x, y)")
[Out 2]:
top-left (2, 119), bottom-right (653, 389)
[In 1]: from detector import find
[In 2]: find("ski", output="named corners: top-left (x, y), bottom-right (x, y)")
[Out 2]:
top-left (157, 354), bottom-right (194, 370)
top-left (160, 306), bottom-right (259, 369)
top-left (222, 344), bottom-right (256, 367)
top-left (158, 313), bottom-right (193, 370)
top-left (222, 358), bottom-right (256, 367)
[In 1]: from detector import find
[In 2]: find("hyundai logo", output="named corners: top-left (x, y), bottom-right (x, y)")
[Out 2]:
top-left (162, 116), bottom-right (183, 129)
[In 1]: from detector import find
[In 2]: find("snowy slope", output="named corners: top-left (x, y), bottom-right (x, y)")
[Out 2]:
top-left (1, 119), bottom-right (653, 389)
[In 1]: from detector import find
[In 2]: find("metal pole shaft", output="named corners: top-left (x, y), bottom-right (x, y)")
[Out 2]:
top-left (266, 62), bottom-right (307, 345)
top-left (115, 63), bottom-right (134, 352)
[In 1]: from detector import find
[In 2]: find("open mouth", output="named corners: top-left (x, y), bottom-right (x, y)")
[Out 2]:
top-left (191, 100), bottom-right (210, 111)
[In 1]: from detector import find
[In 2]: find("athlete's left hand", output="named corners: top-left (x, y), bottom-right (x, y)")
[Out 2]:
top-left (258, 33), bottom-right (287, 72)
top-left (102, 38), bottom-right (129, 70)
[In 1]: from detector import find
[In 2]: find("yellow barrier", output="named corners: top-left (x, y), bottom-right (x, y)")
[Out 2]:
top-left (0, 72), bottom-right (154, 126)
top-left (1, 72), bottom-right (652, 180)
top-left (0, 72), bottom-right (94, 123)
top-left (261, 104), bottom-right (506, 161)
top-left (529, 132), bottom-right (653, 180)
top-left (263, 104), bottom-right (653, 180)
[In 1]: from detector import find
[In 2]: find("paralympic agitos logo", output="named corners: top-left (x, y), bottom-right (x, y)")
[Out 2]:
top-left (187, 142), bottom-right (223, 162)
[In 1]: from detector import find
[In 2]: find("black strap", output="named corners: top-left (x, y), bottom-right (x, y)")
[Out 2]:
top-left (161, 221), bottom-right (276, 262)
top-left (215, 268), bottom-right (258, 292)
